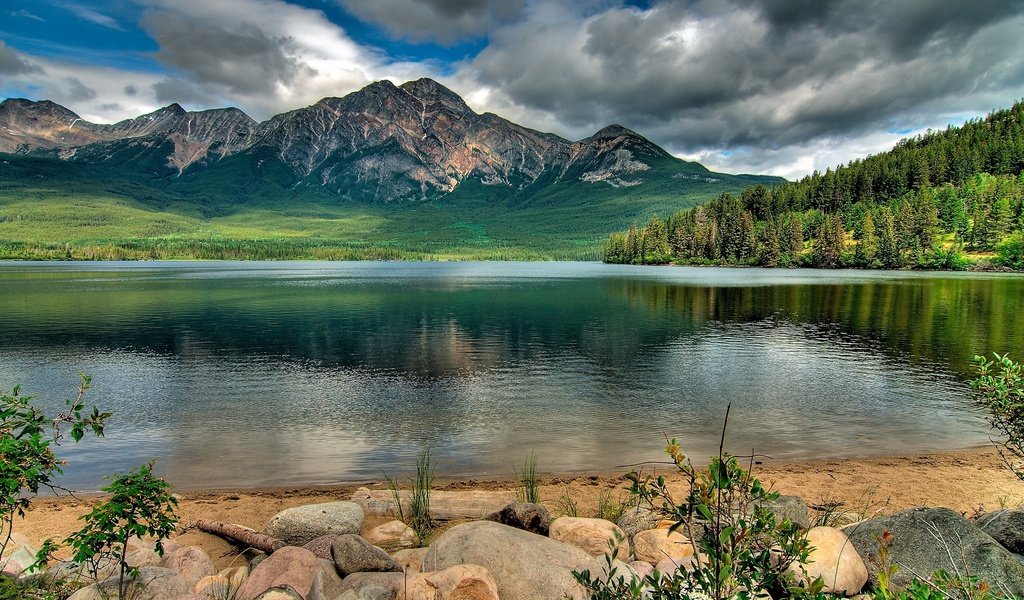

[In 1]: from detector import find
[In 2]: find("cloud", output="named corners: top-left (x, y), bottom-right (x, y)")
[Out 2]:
top-left (56, 1), bottom-right (124, 30)
top-left (453, 0), bottom-right (1024, 176)
top-left (0, 41), bottom-right (42, 75)
top-left (339, 0), bottom-right (526, 45)
top-left (134, 0), bottom-right (436, 119)
top-left (11, 9), bottom-right (45, 21)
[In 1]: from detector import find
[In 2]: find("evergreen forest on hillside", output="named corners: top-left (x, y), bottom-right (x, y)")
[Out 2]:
top-left (604, 101), bottom-right (1024, 270)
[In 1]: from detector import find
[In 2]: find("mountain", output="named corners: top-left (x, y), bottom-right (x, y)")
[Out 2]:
top-left (0, 78), bottom-right (780, 260)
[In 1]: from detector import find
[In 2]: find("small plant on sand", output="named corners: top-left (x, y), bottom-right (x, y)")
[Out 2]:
top-left (594, 489), bottom-right (628, 523)
top-left (575, 405), bottom-right (817, 600)
top-left (516, 450), bottom-right (540, 504)
top-left (557, 491), bottom-right (579, 517)
top-left (1, 374), bottom-right (109, 565)
top-left (383, 448), bottom-right (435, 546)
top-left (972, 353), bottom-right (1024, 480)
top-left (65, 462), bottom-right (178, 600)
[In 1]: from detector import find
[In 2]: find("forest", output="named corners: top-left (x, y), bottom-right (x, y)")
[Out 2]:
top-left (603, 101), bottom-right (1024, 270)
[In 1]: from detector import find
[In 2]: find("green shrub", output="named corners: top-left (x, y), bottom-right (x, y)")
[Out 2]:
top-left (995, 234), bottom-right (1024, 270)
top-left (972, 353), bottom-right (1024, 480)
top-left (65, 462), bottom-right (178, 600)
top-left (1, 374), bottom-right (109, 565)
top-left (516, 450), bottom-right (540, 504)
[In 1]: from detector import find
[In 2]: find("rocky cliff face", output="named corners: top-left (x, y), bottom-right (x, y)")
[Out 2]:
top-left (0, 78), bottom-right (683, 200)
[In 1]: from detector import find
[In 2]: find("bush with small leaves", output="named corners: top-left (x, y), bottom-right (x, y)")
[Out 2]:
top-left (66, 462), bottom-right (178, 600)
top-left (972, 353), bottom-right (1024, 480)
top-left (1, 374), bottom-right (109, 565)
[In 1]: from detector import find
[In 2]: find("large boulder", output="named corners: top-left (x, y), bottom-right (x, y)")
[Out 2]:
top-left (549, 517), bottom-right (629, 558)
top-left (337, 572), bottom-right (438, 599)
top-left (331, 534), bottom-right (403, 576)
top-left (235, 546), bottom-right (322, 600)
top-left (424, 565), bottom-right (499, 600)
top-left (335, 585), bottom-right (394, 600)
top-left (162, 545), bottom-right (216, 590)
top-left (423, 520), bottom-right (622, 600)
top-left (791, 526), bottom-right (868, 595)
top-left (67, 566), bottom-right (190, 600)
top-left (633, 529), bottom-right (694, 564)
top-left (485, 502), bottom-right (553, 536)
top-left (845, 507), bottom-right (1024, 594)
top-left (976, 509), bottom-right (1024, 554)
top-left (265, 501), bottom-right (364, 546)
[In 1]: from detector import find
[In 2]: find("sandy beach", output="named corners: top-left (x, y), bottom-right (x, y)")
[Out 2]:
top-left (10, 445), bottom-right (1021, 571)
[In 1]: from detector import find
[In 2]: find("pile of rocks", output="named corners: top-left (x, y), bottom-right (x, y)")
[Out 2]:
top-left (7, 493), bottom-right (1024, 600)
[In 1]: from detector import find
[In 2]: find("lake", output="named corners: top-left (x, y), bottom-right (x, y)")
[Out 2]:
top-left (0, 261), bottom-right (1021, 491)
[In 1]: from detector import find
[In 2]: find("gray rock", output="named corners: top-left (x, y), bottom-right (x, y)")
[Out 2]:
top-left (315, 558), bottom-right (344, 600)
top-left (331, 534), bottom-right (402, 577)
top-left (615, 507), bottom-right (661, 542)
top-left (976, 510), bottom-right (1024, 554)
top-left (161, 545), bottom-right (215, 590)
top-left (335, 586), bottom-right (394, 600)
top-left (485, 502), bottom-right (554, 535)
top-left (844, 507), bottom-right (1024, 595)
top-left (422, 520), bottom-right (622, 600)
top-left (67, 566), bottom-right (190, 600)
top-left (264, 501), bottom-right (364, 547)
top-left (764, 495), bottom-right (810, 529)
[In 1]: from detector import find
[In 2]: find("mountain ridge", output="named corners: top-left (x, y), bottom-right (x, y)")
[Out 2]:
top-left (0, 78), bottom-right (782, 260)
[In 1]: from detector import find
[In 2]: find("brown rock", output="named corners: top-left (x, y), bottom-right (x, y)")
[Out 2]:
top-left (302, 535), bottom-right (338, 560)
top-left (791, 526), bottom-right (868, 596)
top-left (365, 520), bottom-right (416, 548)
top-left (485, 503), bottom-right (553, 536)
top-left (163, 546), bottom-right (216, 590)
top-left (235, 546), bottom-right (321, 600)
top-left (194, 574), bottom-right (230, 598)
top-left (633, 529), bottom-right (694, 564)
top-left (393, 547), bottom-right (430, 573)
top-left (549, 517), bottom-right (628, 558)
top-left (425, 565), bottom-right (499, 600)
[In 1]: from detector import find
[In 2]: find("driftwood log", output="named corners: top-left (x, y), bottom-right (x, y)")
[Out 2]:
top-left (195, 520), bottom-right (286, 553)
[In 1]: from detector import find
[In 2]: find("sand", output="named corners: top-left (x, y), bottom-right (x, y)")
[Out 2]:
top-left (11, 445), bottom-right (1022, 570)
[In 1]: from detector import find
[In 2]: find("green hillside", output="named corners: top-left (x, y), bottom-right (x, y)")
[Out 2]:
top-left (0, 152), bottom-right (775, 260)
top-left (604, 100), bottom-right (1024, 270)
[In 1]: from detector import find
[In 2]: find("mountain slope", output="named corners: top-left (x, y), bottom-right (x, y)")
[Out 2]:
top-left (0, 78), bottom-right (780, 259)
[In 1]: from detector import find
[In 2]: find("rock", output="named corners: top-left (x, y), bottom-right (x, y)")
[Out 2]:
top-left (844, 507), bottom-right (1024, 594)
top-left (549, 517), bottom-right (629, 558)
top-left (365, 520), bottom-right (417, 548)
top-left (67, 566), bottom-right (190, 600)
top-left (335, 586), bottom-right (394, 600)
top-left (393, 547), bottom-right (430, 573)
top-left (0, 544), bottom-right (37, 577)
top-left (616, 507), bottom-right (661, 542)
top-left (316, 558), bottom-right (345, 600)
top-left (302, 534), bottom-right (338, 560)
top-left (264, 501), bottom-right (364, 547)
top-left (220, 565), bottom-right (249, 590)
top-left (976, 509), bottom-right (1024, 554)
top-left (765, 495), bottom-right (811, 529)
top-left (194, 574), bottom-right (230, 598)
top-left (163, 545), bottom-right (216, 590)
top-left (235, 546), bottom-right (322, 600)
top-left (629, 560), bottom-right (655, 579)
top-left (254, 587), bottom-right (303, 600)
top-left (485, 502), bottom-right (553, 536)
top-left (633, 529), bottom-right (694, 564)
top-left (424, 565), bottom-right (499, 600)
top-left (422, 520), bottom-right (616, 600)
top-left (352, 488), bottom-right (516, 521)
top-left (332, 534), bottom-right (403, 576)
top-left (791, 526), bottom-right (868, 595)
top-left (248, 553), bottom-right (268, 572)
top-left (337, 572), bottom-right (437, 599)
top-left (655, 555), bottom-right (694, 576)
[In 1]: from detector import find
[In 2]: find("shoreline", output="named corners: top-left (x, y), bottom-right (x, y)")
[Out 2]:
top-left (14, 445), bottom-right (1022, 568)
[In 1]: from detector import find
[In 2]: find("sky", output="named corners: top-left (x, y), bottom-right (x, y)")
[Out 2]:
top-left (2, 0), bottom-right (1024, 179)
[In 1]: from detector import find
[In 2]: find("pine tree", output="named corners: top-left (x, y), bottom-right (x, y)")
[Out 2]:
top-left (812, 214), bottom-right (845, 268)
top-left (876, 207), bottom-right (902, 268)
top-left (855, 212), bottom-right (876, 266)
top-left (787, 214), bottom-right (804, 256)
top-left (757, 219), bottom-right (781, 267)
top-left (739, 211), bottom-right (756, 260)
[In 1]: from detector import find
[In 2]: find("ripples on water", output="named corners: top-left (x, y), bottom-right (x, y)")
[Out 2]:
top-left (0, 261), bottom-right (1020, 490)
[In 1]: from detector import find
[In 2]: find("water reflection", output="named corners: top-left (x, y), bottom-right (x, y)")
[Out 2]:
top-left (0, 262), bottom-right (1019, 489)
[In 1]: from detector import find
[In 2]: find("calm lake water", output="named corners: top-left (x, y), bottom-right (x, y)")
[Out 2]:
top-left (0, 261), bottom-right (1021, 491)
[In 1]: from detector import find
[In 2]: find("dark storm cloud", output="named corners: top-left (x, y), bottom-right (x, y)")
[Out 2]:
top-left (340, 0), bottom-right (526, 44)
top-left (468, 0), bottom-right (1024, 160)
top-left (152, 77), bottom-right (222, 107)
top-left (141, 10), bottom-right (315, 96)
top-left (0, 41), bottom-right (42, 75)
